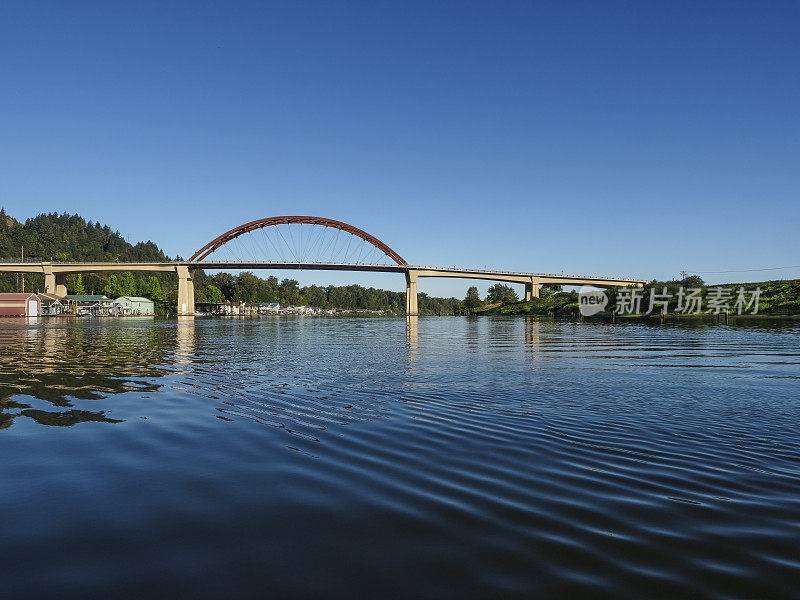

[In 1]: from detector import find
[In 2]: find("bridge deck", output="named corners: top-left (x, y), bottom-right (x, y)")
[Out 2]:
top-left (0, 260), bottom-right (649, 287)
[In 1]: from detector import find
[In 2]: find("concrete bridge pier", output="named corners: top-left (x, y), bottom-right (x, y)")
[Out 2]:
top-left (44, 270), bottom-right (55, 295)
top-left (54, 273), bottom-right (67, 297)
top-left (176, 265), bottom-right (195, 316)
top-left (42, 263), bottom-right (68, 297)
top-left (405, 270), bottom-right (418, 316)
top-left (525, 276), bottom-right (541, 302)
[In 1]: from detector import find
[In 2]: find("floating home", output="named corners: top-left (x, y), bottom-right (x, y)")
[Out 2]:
top-left (0, 293), bottom-right (41, 317)
top-left (112, 296), bottom-right (155, 316)
top-left (63, 294), bottom-right (113, 316)
top-left (37, 293), bottom-right (64, 316)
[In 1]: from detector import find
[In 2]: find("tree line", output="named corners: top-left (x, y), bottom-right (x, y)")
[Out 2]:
top-left (192, 270), bottom-right (470, 314)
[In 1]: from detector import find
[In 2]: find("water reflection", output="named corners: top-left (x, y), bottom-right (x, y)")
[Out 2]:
top-left (2, 317), bottom-right (800, 598)
top-left (175, 317), bottom-right (196, 369)
top-left (405, 316), bottom-right (418, 362)
top-left (524, 317), bottom-right (541, 348)
top-left (0, 319), bottom-right (177, 428)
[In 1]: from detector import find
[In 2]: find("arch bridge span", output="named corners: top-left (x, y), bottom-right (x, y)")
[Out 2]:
top-left (189, 216), bottom-right (408, 265)
top-left (0, 215), bottom-right (648, 315)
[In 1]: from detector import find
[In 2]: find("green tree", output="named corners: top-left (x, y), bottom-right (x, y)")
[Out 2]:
top-left (119, 272), bottom-right (137, 296)
top-left (486, 283), bottom-right (518, 305)
top-left (209, 272), bottom-right (236, 299)
top-left (304, 284), bottom-right (329, 308)
top-left (137, 276), bottom-right (163, 301)
top-left (541, 283), bottom-right (562, 293)
top-left (464, 286), bottom-right (482, 309)
top-left (681, 275), bottom-right (705, 288)
top-left (104, 274), bottom-right (123, 298)
top-left (65, 274), bottom-right (85, 294)
top-left (234, 271), bottom-right (264, 303)
top-left (204, 284), bottom-right (224, 303)
top-left (278, 278), bottom-right (305, 305)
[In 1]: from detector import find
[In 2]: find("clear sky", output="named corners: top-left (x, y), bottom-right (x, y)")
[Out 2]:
top-left (1, 1), bottom-right (798, 297)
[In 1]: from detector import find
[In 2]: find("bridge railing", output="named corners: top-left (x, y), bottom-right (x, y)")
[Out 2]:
top-left (0, 257), bottom-right (44, 263)
top-left (0, 259), bottom-right (649, 283)
top-left (194, 260), bottom-right (397, 267)
top-left (0, 259), bottom-right (171, 264)
top-left (198, 260), bottom-right (647, 281)
top-left (406, 264), bottom-right (649, 282)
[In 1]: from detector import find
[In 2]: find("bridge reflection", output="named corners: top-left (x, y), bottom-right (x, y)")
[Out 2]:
top-left (406, 316), bottom-right (418, 362)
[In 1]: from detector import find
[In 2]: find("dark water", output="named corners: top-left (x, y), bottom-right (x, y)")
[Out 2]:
top-left (1, 317), bottom-right (799, 599)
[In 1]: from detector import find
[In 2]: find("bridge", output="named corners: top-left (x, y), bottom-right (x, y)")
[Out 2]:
top-left (0, 216), bottom-right (648, 315)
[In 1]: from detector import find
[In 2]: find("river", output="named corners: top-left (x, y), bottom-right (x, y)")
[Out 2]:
top-left (1, 317), bottom-right (799, 598)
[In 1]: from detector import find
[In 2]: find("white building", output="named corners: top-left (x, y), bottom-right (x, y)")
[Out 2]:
top-left (257, 302), bottom-right (281, 314)
top-left (112, 296), bottom-right (155, 316)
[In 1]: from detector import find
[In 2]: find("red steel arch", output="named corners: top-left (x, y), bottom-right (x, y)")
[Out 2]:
top-left (189, 216), bottom-right (408, 265)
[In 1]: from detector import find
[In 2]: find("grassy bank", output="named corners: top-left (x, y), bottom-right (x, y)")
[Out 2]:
top-left (470, 278), bottom-right (800, 317)
top-left (470, 290), bottom-right (580, 316)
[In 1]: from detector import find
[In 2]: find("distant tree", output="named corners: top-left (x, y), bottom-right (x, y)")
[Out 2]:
top-left (464, 286), bottom-right (482, 309)
top-left (486, 283), bottom-right (518, 305)
top-left (204, 284), bottom-right (224, 304)
top-left (278, 278), bottom-right (305, 305)
top-left (681, 275), bottom-right (705, 288)
top-left (65, 274), bottom-right (85, 295)
top-left (137, 276), bottom-right (163, 301)
top-left (209, 272), bottom-right (236, 300)
top-left (104, 273), bottom-right (139, 298)
top-left (119, 272), bottom-right (137, 296)
top-left (104, 274), bottom-right (123, 298)
top-left (304, 284), bottom-right (329, 308)
top-left (234, 271), bottom-right (265, 303)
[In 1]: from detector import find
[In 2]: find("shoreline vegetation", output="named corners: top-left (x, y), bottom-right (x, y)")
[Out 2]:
top-left (470, 278), bottom-right (800, 319)
top-left (2, 210), bottom-right (799, 318)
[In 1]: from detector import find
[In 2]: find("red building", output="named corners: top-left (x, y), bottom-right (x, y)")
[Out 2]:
top-left (0, 293), bottom-right (42, 317)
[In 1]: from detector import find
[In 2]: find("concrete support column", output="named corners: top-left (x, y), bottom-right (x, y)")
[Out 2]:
top-left (525, 276), bottom-right (541, 302)
top-left (176, 265), bottom-right (195, 316)
top-left (55, 273), bottom-right (68, 297)
top-left (42, 263), bottom-right (57, 295)
top-left (405, 270), bottom-right (418, 316)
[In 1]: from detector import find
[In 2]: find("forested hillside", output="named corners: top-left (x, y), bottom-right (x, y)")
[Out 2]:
top-left (0, 209), bottom-right (168, 263)
top-left (0, 210), bottom-right (169, 296)
top-left (0, 210), bottom-right (465, 314)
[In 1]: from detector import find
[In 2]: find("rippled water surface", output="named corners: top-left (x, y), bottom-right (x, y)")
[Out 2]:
top-left (1, 317), bottom-right (799, 599)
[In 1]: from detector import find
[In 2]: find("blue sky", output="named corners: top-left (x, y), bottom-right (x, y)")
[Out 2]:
top-left (1, 1), bottom-right (798, 296)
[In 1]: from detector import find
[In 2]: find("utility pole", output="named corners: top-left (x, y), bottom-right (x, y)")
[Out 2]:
top-left (21, 245), bottom-right (24, 293)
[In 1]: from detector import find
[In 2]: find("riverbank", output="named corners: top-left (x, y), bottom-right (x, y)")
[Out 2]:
top-left (470, 289), bottom-right (580, 316)
top-left (470, 278), bottom-right (800, 318)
